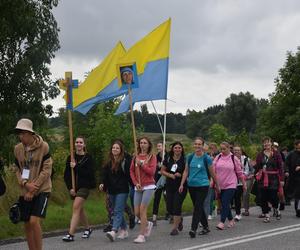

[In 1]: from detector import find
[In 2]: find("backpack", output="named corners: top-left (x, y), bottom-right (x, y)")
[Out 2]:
top-left (187, 153), bottom-right (211, 179)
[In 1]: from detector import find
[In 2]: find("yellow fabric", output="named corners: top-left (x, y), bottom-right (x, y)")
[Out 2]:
top-left (118, 18), bottom-right (171, 74)
top-left (73, 42), bottom-right (126, 108)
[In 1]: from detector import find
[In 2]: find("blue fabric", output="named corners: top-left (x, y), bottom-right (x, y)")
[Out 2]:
top-left (109, 193), bottom-right (128, 231)
top-left (115, 58), bottom-right (168, 114)
top-left (74, 58), bottom-right (168, 115)
top-left (187, 154), bottom-right (212, 187)
top-left (220, 188), bottom-right (236, 223)
top-left (74, 78), bottom-right (127, 114)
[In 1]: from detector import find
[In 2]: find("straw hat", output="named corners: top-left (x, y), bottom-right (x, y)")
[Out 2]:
top-left (15, 119), bottom-right (34, 133)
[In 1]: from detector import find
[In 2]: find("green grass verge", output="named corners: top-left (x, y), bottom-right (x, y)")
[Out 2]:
top-left (0, 191), bottom-right (194, 240)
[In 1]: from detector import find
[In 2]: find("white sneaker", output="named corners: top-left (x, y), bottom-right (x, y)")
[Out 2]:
top-left (234, 214), bottom-right (242, 221)
top-left (134, 234), bottom-right (145, 243)
top-left (106, 231), bottom-right (116, 242)
top-left (208, 215), bottom-right (212, 220)
top-left (117, 230), bottom-right (129, 239)
top-left (145, 221), bottom-right (153, 237)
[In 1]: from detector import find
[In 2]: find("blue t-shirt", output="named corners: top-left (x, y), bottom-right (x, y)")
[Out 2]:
top-left (187, 153), bottom-right (212, 187)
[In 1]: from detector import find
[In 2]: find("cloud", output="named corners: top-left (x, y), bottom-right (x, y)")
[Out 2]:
top-left (49, 0), bottom-right (300, 114)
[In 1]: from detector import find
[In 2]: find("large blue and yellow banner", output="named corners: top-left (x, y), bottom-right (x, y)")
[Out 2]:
top-left (73, 19), bottom-right (171, 114)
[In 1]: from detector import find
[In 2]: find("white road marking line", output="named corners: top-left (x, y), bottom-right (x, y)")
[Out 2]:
top-left (179, 224), bottom-right (300, 250)
top-left (199, 227), bottom-right (300, 250)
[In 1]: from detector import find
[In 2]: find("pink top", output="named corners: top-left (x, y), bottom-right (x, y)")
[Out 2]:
top-left (213, 153), bottom-right (244, 190)
top-left (130, 154), bottom-right (157, 187)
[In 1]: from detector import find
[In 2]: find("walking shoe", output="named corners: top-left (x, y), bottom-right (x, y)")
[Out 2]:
top-left (144, 221), bottom-right (153, 237)
top-left (189, 230), bottom-right (196, 238)
top-left (263, 216), bottom-right (270, 223)
top-left (106, 231), bottom-right (116, 242)
top-left (234, 214), bottom-right (242, 221)
top-left (227, 220), bottom-right (235, 228)
top-left (153, 220), bottom-right (157, 227)
top-left (279, 203), bottom-right (285, 211)
top-left (134, 234), bottom-right (145, 243)
top-left (242, 211), bottom-right (250, 216)
top-left (62, 234), bottom-right (74, 242)
top-left (129, 215), bottom-right (136, 229)
top-left (198, 227), bottom-right (210, 235)
top-left (82, 228), bottom-right (92, 238)
top-left (275, 210), bottom-right (281, 220)
top-left (103, 224), bottom-right (112, 232)
top-left (117, 230), bottom-right (129, 239)
top-left (178, 217), bottom-right (183, 231)
top-left (216, 222), bottom-right (225, 230)
top-left (208, 215), bottom-right (213, 220)
top-left (258, 214), bottom-right (266, 218)
top-left (170, 228), bottom-right (179, 236)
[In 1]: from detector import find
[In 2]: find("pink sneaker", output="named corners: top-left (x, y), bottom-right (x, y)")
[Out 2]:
top-left (227, 220), bottom-right (235, 228)
top-left (216, 222), bottom-right (225, 230)
top-left (134, 234), bottom-right (145, 243)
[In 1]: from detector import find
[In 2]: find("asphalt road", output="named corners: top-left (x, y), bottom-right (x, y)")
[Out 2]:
top-left (2, 205), bottom-right (300, 250)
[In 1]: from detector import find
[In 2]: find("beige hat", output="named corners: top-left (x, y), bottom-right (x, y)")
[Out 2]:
top-left (15, 119), bottom-right (34, 133)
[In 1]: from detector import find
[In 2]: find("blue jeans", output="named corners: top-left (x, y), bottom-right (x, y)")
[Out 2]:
top-left (109, 193), bottom-right (128, 231)
top-left (220, 189), bottom-right (236, 223)
top-left (204, 187), bottom-right (215, 217)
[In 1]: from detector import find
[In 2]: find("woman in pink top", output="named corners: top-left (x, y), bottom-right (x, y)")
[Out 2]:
top-left (130, 137), bottom-right (157, 243)
top-left (213, 142), bottom-right (246, 230)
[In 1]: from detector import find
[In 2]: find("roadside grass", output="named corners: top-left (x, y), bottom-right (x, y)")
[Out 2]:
top-left (0, 189), bottom-right (195, 240)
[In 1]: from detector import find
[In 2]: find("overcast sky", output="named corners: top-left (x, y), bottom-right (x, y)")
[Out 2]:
top-left (49, 0), bottom-right (300, 115)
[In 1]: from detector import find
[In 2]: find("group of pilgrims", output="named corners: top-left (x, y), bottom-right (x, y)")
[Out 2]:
top-left (62, 135), bottom-right (300, 244)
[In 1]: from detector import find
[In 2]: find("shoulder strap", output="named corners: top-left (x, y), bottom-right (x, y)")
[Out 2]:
top-left (231, 154), bottom-right (236, 168)
top-left (203, 154), bottom-right (211, 179)
top-left (187, 153), bottom-right (195, 166)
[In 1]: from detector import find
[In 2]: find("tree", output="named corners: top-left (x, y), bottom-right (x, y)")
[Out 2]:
top-left (0, 0), bottom-right (60, 158)
top-left (257, 48), bottom-right (300, 147)
top-left (186, 105), bottom-right (224, 139)
top-left (222, 92), bottom-right (258, 134)
top-left (208, 123), bottom-right (230, 144)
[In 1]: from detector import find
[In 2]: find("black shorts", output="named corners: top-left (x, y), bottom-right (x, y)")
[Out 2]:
top-left (19, 192), bottom-right (50, 222)
top-left (70, 188), bottom-right (90, 200)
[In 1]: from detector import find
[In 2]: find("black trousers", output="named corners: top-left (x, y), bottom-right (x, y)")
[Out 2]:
top-left (260, 188), bottom-right (279, 214)
top-left (189, 186), bottom-right (209, 231)
top-left (166, 187), bottom-right (187, 216)
top-left (152, 187), bottom-right (167, 215)
top-left (234, 186), bottom-right (243, 215)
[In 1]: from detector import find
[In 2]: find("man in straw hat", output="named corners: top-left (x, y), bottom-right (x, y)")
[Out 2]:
top-left (13, 118), bottom-right (53, 250)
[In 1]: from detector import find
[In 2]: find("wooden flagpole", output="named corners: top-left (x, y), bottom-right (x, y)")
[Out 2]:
top-left (128, 84), bottom-right (140, 185)
top-left (59, 72), bottom-right (76, 191)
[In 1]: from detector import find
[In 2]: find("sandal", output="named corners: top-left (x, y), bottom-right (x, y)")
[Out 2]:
top-left (216, 222), bottom-right (225, 230)
top-left (82, 228), bottom-right (92, 238)
top-left (227, 220), bottom-right (235, 228)
top-left (62, 234), bottom-right (74, 242)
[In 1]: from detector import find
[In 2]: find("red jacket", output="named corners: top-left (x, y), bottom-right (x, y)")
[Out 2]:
top-left (130, 154), bottom-right (157, 187)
